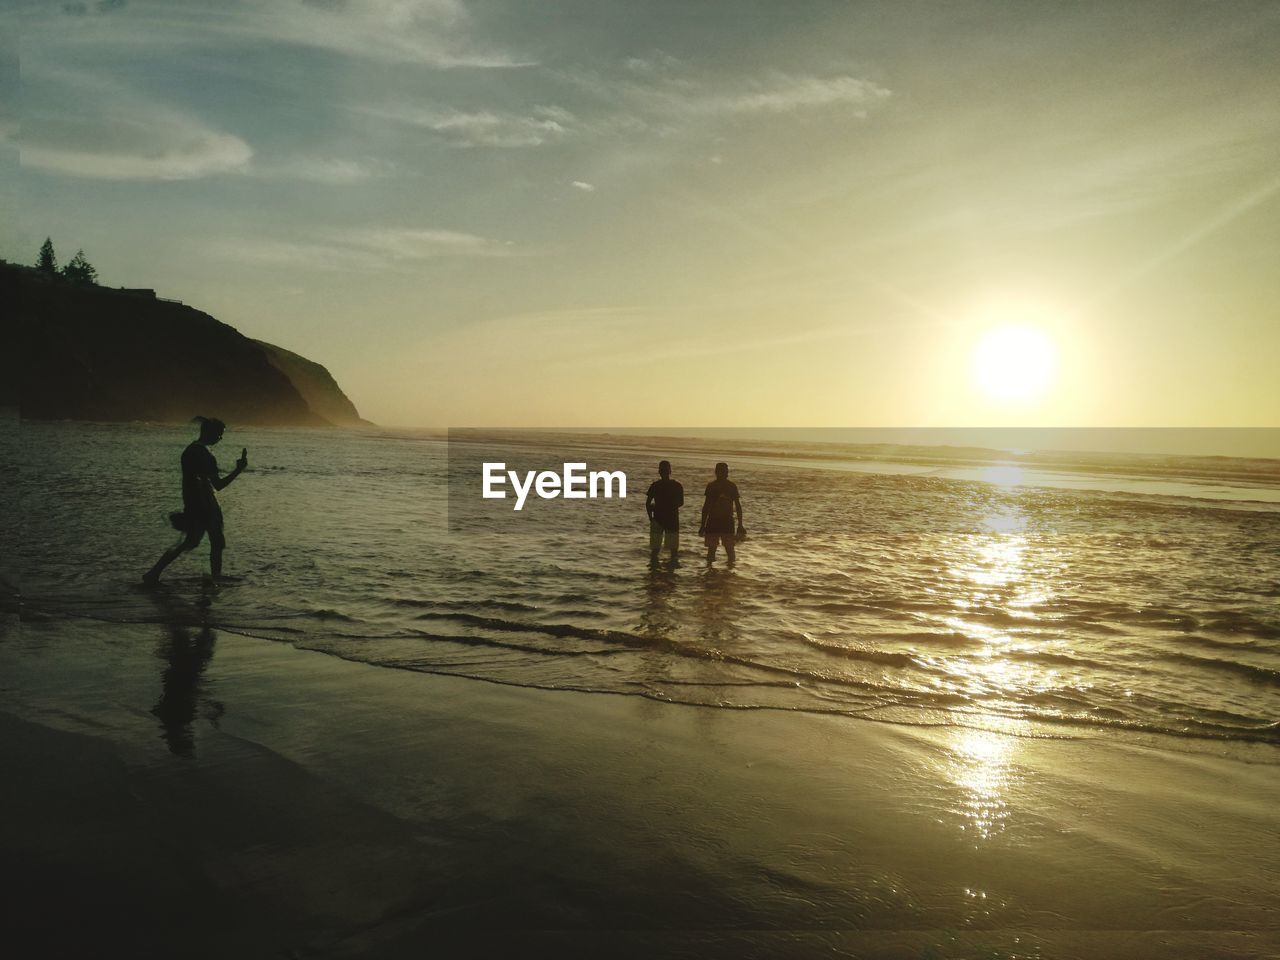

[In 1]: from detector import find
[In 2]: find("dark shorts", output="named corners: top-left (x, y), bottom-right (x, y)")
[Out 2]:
top-left (704, 531), bottom-right (735, 550)
top-left (650, 520), bottom-right (679, 554)
top-left (176, 506), bottom-right (225, 549)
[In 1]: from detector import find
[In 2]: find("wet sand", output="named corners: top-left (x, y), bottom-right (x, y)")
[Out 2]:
top-left (1, 611), bottom-right (1276, 959)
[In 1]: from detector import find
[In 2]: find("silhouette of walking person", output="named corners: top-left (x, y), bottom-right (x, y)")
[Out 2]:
top-left (646, 460), bottom-right (684, 568)
top-left (700, 462), bottom-right (744, 567)
top-left (143, 417), bottom-right (247, 585)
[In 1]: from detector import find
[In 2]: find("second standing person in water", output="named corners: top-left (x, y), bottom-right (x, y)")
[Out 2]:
top-left (700, 462), bottom-right (745, 566)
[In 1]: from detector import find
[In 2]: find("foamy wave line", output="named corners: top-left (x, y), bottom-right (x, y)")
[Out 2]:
top-left (19, 603), bottom-right (1280, 746)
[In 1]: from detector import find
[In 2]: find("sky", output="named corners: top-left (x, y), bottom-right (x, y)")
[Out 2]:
top-left (3, 0), bottom-right (1278, 430)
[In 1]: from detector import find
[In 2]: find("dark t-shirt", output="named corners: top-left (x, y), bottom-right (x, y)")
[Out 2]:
top-left (181, 442), bottom-right (219, 516)
top-left (703, 478), bottom-right (740, 534)
top-left (647, 478), bottom-right (684, 531)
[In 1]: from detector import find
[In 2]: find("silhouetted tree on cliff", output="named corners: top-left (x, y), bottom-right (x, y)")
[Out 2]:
top-left (62, 249), bottom-right (98, 285)
top-left (36, 237), bottom-right (57, 274)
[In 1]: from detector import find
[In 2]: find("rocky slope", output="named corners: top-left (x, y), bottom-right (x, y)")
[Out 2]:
top-left (3, 261), bottom-right (368, 427)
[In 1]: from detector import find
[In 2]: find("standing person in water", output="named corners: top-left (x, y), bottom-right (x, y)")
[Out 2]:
top-left (700, 462), bottom-right (745, 567)
top-left (143, 416), bottom-right (248, 585)
top-left (646, 460), bottom-right (684, 568)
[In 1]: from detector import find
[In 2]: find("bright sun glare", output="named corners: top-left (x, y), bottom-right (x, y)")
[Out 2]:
top-left (971, 325), bottom-right (1058, 404)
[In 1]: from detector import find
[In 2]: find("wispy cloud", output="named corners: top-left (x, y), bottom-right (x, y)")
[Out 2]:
top-left (422, 306), bottom-right (645, 365)
top-left (19, 71), bottom-right (252, 180)
top-left (208, 224), bottom-right (515, 272)
top-left (20, 81), bottom-right (395, 184)
top-left (419, 304), bottom-right (885, 378)
top-left (562, 59), bottom-right (891, 130)
top-left (208, 237), bottom-right (382, 272)
top-left (339, 225), bottom-right (506, 257)
top-left (253, 156), bottom-right (388, 184)
top-left (693, 74), bottom-right (890, 117)
top-left (570, 180), bottom-right (595, 192)
top-left (622, 52), bottom-right (683, 75)
top-left (21, 126), bottom-right (251, 180)
top-left (353, 60), bottom-right (888, 155)
top-left (355, 103), bottom-right (572, 147)
top-left (22, 0), bottom-right (531, 69)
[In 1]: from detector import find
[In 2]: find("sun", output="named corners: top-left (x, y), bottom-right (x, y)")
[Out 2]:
top-left (971, 324), bottom-right (1058, 403)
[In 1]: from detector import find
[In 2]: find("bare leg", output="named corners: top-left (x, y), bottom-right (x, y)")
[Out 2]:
top-left (144, 528), bottom-right (203, 584)
top-left (209, 528), bottom-right (226, 579)
top-left (725, 541), bottom-right (736, 566)
top-left (144, 544), bottom-right (185, 584)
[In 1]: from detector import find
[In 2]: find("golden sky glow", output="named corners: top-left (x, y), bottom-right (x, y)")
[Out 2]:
top-left (4, 2), bottom-right (1278, 429)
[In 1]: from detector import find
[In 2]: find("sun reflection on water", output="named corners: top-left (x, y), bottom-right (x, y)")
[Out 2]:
top-left (981, 464), bottom-right (1025, 487)
top-left (946, 726), bottom-right (1020, 841)
top-left (946, 493), bottom-right (1054, 648)
top-left (929, 491), bottom-right (1062, 838)
top-left (931, 487), bottom-right (1060, 840)
top-left (960, 534), bottom-right (1027, 590)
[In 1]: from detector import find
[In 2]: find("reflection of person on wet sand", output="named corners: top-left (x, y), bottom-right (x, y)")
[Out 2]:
top-left (147, 589), bottom-right (222, 757)
top-left (144, 416), bottom-right (248, 585)
top-left (646, 460), bottom-right (684, 569)
top-left (700, 462), bottom-right (744, 567)
top-left (694, 563), bottom-right (743, 648)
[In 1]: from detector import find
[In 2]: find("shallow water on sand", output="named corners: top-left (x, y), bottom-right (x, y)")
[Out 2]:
top-left (2, 612), bottom-right (1277, 958)
top-left (5, 419), bottom-right (1280, 955)
top-left (6, 420), bottom-right (1280, 749)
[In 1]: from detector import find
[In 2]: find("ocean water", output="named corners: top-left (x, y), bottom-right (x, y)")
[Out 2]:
top-left (6, 419), bottom-right (1279, 752)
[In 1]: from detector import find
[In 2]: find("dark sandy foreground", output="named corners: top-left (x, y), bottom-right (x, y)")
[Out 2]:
top-left (1, 610), bottom-right (1276, 959)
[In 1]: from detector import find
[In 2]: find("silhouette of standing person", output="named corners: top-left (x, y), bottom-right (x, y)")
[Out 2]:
top-left (700, 462), bottom-right (744, 567)
top-left (646, 460), bottom-right (684, 568)
top-left (143, 416), bottom-right (247, 584)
